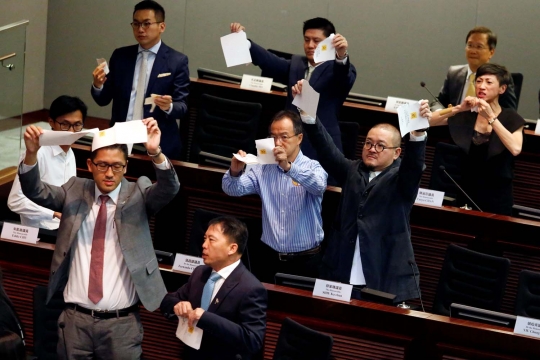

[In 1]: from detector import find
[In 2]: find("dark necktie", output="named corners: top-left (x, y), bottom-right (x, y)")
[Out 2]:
top-left (88, 195), bottom-right (110, 304)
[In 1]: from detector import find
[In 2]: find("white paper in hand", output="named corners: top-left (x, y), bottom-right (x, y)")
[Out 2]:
top-left (39, 128), bottom-right (99, 146)
top-left (91, 120), bottom-right (148, 151)
top-left (176, 316), bottom-right (203, 350)
top-left (314, 33), bottom-right (336, 63)
top-left (220, 31), bottom-right (252, 67)
top-left (291, 80), bottom-right (320, 118)
top-left (233, 153), bottom-right (259, 165)
top-left (396, 100), bottom-right (430, 138)
top-left (255, 138), bottom-right (277, 164)
top-left (96, 58), bottom-right (109, 75)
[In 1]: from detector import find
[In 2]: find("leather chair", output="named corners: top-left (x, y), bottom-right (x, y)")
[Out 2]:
top-left (273, 317), bottom-right (333, 360)
top-left (432, 244), bottom-right (510, 316)
top-left (515, 270), bottom-right (540, 319)
top-left (338, 121), bottom-right (360, 160)
top-left (510, 72), bottom-right (523, 108)
top-left (33, 285), bottom-right (65, 360)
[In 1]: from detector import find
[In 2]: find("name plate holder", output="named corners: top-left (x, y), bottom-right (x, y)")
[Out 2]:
top-left (414, 188), bottom-right (445, 207)
top-left (172, 253), bottom-right (204, 275)
top-left (240, 74), bottom-right (273, 93)
top-left (312, 279), bottom-right (353, 303)
top-left (1, 222), bottom-right (39, 244)
top-left (514, 316), bottom-right (540, 339)
top-left (385, 96), bottom-right (418, 113)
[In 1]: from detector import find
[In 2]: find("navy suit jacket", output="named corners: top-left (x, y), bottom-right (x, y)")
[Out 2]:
top-left (249, 40), bottom-right (356, 160)
top-left (161, 263), bottom-right (267, 360)
top-left (433, 64), bottom-right (517, 111)
top-left (91, 42), bottom-right (190, 159)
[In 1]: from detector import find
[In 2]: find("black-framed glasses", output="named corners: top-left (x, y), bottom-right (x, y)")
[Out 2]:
top-left (362, 140), bottom-right (399, 153)
top-left (53, 119), bottom-right (83, 132)
top-left (268, 134), bottom-right (299, 142)
top-left (91, 161), bottom-right (126, 173)
top-left (130, 21), bottom-right (162, 30)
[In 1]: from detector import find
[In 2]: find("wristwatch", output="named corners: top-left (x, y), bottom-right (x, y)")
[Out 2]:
top-left (147, 146), bottom-right (162, 157)
top-left (488, 118), bottom-right (497, 125)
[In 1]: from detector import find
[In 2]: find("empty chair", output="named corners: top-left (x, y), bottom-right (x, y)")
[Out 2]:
top-left (338, 121), bottom-right (360, 160)
top-left (273, 317), bottom-right (333, 360)
top-left (33, 285), bottom-right (65, 360)
top-left (432, 244), bottom-right (510, 316)
top-left (190, 94), bottom-right (262, 168)
top-left (429, 142), bottom-right (462, 204)
top-left (510, 72), bottom-right (523, 109)
top-left (515, 270), bottom-right (540, 319)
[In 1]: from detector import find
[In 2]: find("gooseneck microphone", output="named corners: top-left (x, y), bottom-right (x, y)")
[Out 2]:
top-left (439, 165), bottom-right (483, 212)
top-left (408, 260), bottom-right (425, 312)
top-left (420, 81), bottom-right (453, 116)
top-left (59, 322), bottom-right (68, 360)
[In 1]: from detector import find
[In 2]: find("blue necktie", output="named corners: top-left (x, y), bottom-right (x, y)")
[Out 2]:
top-left (201, 272), bottom-right (222, 310)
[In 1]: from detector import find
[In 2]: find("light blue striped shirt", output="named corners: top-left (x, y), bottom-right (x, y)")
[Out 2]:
top-left (222, 151), bottom-right (327, 253)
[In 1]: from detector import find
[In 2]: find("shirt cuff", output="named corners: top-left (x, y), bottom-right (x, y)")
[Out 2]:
top-left (335, 56), bottom-right (348, 65)
top-left (164, 103), bottom-right (173, 114)
top-left (19, 161), bottom-right (36, 174)
top-left (299, 112), bottom-right (316, 124)
top-left (92, 83), bottom-right (103, 91)
top-left (409, 131), bottom-right (427, 142)
top-left (154, 157), bottom-right (171, 170)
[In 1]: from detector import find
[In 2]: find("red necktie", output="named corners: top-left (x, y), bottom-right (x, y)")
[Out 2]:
top-left (88, 195), bottom-right (109, 304)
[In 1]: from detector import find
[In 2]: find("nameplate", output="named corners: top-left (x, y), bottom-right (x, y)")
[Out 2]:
top-left (312, 279), bottom-right (352, 302)
top-left (385, 96), bottom-right (417, 113)
top-left (240, 74), bottom-right (273, 93)
top-left (535, 119), bottom-right (540, 135)
top-left (172, 253), bottom-right (204, 274)
top-left (414, 188), bottom-right (444, 207)
top-left (1, 222), bottom-right (39, 244)
top-left (514, 316), bottom-right (540, 338)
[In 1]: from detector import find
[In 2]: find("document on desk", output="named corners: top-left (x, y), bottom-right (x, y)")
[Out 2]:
top-left (92, 120), bottom-right (148, 151)
top-left (314, 33), bottom-right (335, 63)
top-left (291, 80), bottom-right (319, 118)
top-left (221, 30), bottom-right (252, 67)
top-left (397, 100), bottom-right (430, 137)
top-left (39, 128), bottom-right (99, 146)
top-left (233, 137), bottom-right (277, 165)
top-left (176, 316), bottom-right (203, 350)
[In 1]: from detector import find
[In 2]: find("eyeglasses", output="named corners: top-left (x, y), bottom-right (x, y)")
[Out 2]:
top-left (268, 134), bottom-right (299, 142)
top-left (91, 161), bottom-right (126, 173)
top-left (362, 140), bottom-right (399, 153)
top-left (53, 119), bottom-right (84, 132)
top-left (130, 21), bottom-right (162, 30)
top-left (466, 43), bottom-right (488, 51)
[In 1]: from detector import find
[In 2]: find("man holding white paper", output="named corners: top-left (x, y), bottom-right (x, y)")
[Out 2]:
top-left (230, 17), bottom-right (356, 161)
top-left (222, 110), bottom-right (327, 282)
top-left (8, 95), bottom-right (87, 230)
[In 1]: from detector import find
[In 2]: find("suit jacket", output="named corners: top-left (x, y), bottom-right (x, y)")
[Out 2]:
top-left (19, 161), bottom-right (180, 312)
top-left (249, 41), bottom-right (357, 160)
top-left (303, 118), bottom-right (425, 302)
top-left (91, 42), bottom-right (190, 160)
top-left (433, 64), bottom-right (517, 110)
top-left (161, 263), bottom-right (267, 360)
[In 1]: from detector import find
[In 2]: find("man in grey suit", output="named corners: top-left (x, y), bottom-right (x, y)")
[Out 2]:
top-left (19, 118), bottom-right (180, 359)
top-left (433, 26), bottom-right (517, 111)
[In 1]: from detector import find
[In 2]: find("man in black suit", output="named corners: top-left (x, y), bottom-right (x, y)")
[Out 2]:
top-left (161, 216), bottom-right (267, 360)
top-left (91, 0), bottom-right (189, 159)
top-left (433, 26), bottom-right (517, 111)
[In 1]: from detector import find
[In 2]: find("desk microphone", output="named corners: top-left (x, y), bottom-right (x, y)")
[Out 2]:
top-left (420, 81), bottom-right (453, 116)
top-left (59, 322), bottom-right (68, 360)
top-left (439, 165), bottom-right (483, 212)
top-left (408, 260), bottom-right (425, 312)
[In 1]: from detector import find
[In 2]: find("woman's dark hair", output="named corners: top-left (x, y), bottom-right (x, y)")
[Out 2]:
top-left (475, 63), bottom-right (511, 87)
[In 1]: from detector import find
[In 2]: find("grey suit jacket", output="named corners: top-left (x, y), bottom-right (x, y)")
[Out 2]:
top-left (432, 64), bottom-right (517, 111)
top-left (19, 161), bottom-right (180, 311)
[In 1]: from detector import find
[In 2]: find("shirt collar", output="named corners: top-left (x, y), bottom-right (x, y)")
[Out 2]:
top-left (138, 40), bottom-right (161, 56)
top-left (94, 182), bottom-right (122, 205)
top-left (466, 65), bottom-right (474, 78)
top-left (51, 145), bottom-right (68, 157)
top-left (214, 259), bottom-right (241, 280)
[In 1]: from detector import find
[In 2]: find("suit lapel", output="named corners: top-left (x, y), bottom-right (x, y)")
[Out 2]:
top-left (114, 178), bottom-right (131, 240)
top-left (309, 61), bottom-right (331, 89)
top-left (455, 66), bottom-right (468, 104)
top-left (146, 42), bottom-right (168, 96)
top-left (207, 263), bottom-right (245, 312)
top-left (67, 180), bottom-right (95, 247)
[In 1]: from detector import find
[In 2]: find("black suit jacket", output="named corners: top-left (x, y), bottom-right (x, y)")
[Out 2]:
top-left (432, 64), bottom-right (517, 111)
top-left (91, 42), bottom-right (190, 159)
top-left (161, 263), bottom-right (267, 360)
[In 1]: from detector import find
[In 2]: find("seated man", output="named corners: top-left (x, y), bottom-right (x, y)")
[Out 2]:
top-left (292, 81), bottom-right (428, 303)
top-left (433, 26), bottom-right (517, 111)
top-left (8, 95), bottom-right (87, 230)
top-left (222, 110), bottom-right (327, 282)
top-left (19, 118), bottom-right (180, 359)
top-left (161, 216), bottom-right (267, 360)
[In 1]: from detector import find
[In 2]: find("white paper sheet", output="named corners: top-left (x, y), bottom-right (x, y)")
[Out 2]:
top-left (39, 128), bottom-right (98, 146)
top-left (176, 316), bottom-right (203, 350)
top-left (220, 31), bottom-right (252, 67)
top-left (396, 100), bottom-right (430, 137)
top-left (233, 153), bottom-right (259, 165)
top-left (291, 80), bottom-right (320, 118)
top-left (92, 120), bottom-right (148, 151)
top-left (255, 138), bottom-right (277, 164)
top-left (314, 33), bottom-right (336, 63)
top-left (144, 94), bottom-right (160, 113)
top-left (96, 58), bottom-right (109, 74)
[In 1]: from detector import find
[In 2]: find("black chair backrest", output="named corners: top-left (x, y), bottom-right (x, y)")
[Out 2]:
top-left (511, 72), bottom-right (523, 108)
top-left (33, 285), bottom-right (65, 360)
top-left (432, 244), bottom-right (511, 316)
top-left (273, 317), bottom-right (333, 360)
top-left (429, 142), bottom-right (462, 202)
top-left (338, 121), bottom-right (360, 160)
top-left (190, 94), bottom-right (262, 166)
top-left (515, 270), bottom-right (540, 319)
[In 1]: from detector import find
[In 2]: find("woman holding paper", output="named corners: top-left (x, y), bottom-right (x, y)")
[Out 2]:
top-left (427, 63), bottom-right (525, 215)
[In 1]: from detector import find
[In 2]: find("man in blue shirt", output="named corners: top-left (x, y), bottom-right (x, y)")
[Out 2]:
top-left (222, 110), bottom-right (327, 282)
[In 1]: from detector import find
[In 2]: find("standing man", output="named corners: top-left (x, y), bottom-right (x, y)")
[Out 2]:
top-left (433, 26), bottom-right (517, 111)
top-left (292, 81), bottom-right (429, 303)
top-left (161, 216), bottom-right (267, 360)
top-left (230, 18), bottom-right (356, 161)
top-left (19, 118), bottom-right (180, 359)
top-left (8, 95), bottom-right (86, 230)
top-left (222, 110), bottom-right (327, 282)
top-left (92, 0), bottom-right (189, 160)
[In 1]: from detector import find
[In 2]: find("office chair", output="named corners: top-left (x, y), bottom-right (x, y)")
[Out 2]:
top-left (273, 317), bottom-right (333, 360)
top-left (510, 73), bottom-right (523, 108)
top-left (338, 121), bottom-right (360, 160)
top-left (515, 270), bottom-right (540, 319)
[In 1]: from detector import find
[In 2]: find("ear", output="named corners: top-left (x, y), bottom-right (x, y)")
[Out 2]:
top-left (159, 22), bottom-right (166, 33)
top-left (86, 158), bottom-right (93, 172)
top-left (123, 160), bottom-right (128, 174)
top-left (48, 117), bottom-right (54, 129)
top-left (228, 243), bottom-right (238, 256)
top-left (393, 147), bottom-right (402, 160)
top-left (297, 133), bottom-right (303, 145)
top-left (488, 48), bottom-right (495, 59)
top-left (499, 84), bottom-right (507, 95)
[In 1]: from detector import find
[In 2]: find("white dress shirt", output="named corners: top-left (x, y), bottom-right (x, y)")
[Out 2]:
top-left (210, 259), bottom-right (241, 303)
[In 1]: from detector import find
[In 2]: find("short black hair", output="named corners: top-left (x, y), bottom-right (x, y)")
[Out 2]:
top-left (303, 17), bottom-right (336, 38)
top-left (370, 123), bottom-right (402, 147)
top-left (90, 144), bottom-right (129, 162)
top-left (49, 95), bottom-right (87, 123)
top-left (466, 26), bottom-right (497, 50)
top-left (134, 0), bottom-right (165, 22)
top-left (208, 216), bottom-right (248, 255)
top-left (270, 110), bottom-right (303, 136)
top-left (476, 63), bottom-right (511, 87)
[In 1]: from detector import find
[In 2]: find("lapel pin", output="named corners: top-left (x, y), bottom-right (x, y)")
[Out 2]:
top-left (215, 298), bottom-right (219, 304)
